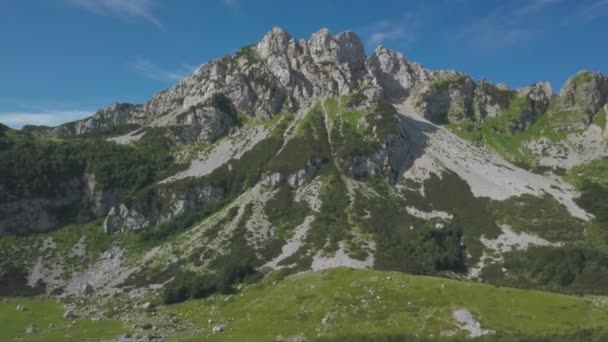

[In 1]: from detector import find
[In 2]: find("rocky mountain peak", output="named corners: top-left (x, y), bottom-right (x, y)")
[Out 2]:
top-left (256, 27), bottom-right (293, 59)
top-left (558, 70), bottom-right (608, 116)
top-left (307, 28), bottom-right (366, 71)
top-left (517, 82), bottom-right (553, 100)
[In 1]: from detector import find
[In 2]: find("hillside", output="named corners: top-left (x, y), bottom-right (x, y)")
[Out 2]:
top-left (1, 27), bottom-right (608, 341)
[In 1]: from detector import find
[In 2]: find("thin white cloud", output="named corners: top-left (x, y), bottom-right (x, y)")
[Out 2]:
top-left (133, 58), bottom-right (198, 82)
top-left (224, 0), bottom-right (238, 10)
top-left (452, 14), bottom-right (536, 51)
top-left (514, 0), bottom-right (562, 16)
top-left (0, 111), bottom-right (93, 128)
top-left (576, 0), bottom-right (608, 22)
top-left (449, 0), bottom-right (563, 52)
top-left (67, 0), bottom-right (163, 29)
top-left (364, 14), bottom-right (417, 48)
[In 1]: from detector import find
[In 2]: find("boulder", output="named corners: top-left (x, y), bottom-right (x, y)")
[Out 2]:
top-left (80, 283), bottom-right (94, 295)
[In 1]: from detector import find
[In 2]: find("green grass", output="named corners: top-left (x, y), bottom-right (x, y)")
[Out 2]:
top-left (566, 158), bottom-right (608, 189)
top-left (0, 221), bottom-right (115, 277)
top-left (165, 268), bottom-right (608, 341)
top-left (447, 110), bottom-right (578, 168)
top-left (487, 194), bottom-right (588, 242)
top-left (572, 71), bottom-right (594, 86)
top-left (592, 106), bottom-right (607, 129)
top-left (0, 298), bottom-right (125, 341)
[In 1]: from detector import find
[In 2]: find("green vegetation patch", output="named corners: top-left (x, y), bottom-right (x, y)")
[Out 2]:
top-left (0, 297), bottom-right (125, 341)
top-left (166, 268), bottom-right (608, 341)
top-left (268, 107), bottom-right (331, 175)
top-left (502, 246), bottom-right (608, 295)
top-left (488, 194), bottom-right (588, 242)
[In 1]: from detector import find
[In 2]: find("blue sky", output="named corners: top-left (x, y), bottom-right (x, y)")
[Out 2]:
top-left (1, 0), bottom-right (607, 127)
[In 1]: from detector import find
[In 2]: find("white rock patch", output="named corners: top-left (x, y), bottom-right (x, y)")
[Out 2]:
top-left (107, 129), bottom-right (146, 145)
top-left (161, 125), bottom-right (269, 183)
top-left (481, 225), bottom-right (561, 253)
top-left (311, 242), bottom-right (374, 271)
top-left (526, 124), bottom-right (608, 170)
top-left (406, 206), bottom-right (453, 221)
top-left (452, 308), bottom-right (494, 337)
top-left (396, 102), bottom-right (591, 221)
top-left (468, 225), bottom-right (560, 279)
top-left (264, 215), bottom-right (315, 269)
top-left (70, 237), bottom-right (87, 258)
top-left (295, 178), bottom-right (323, 212)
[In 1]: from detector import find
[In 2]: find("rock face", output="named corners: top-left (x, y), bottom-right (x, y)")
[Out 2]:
top-left (21, 28), bottom-right (608, 141)
top-left (103, 186), bottom-right (224, 234)
top-left (5, 27), bottom-right (608, 237)
top-left (509, 82), bottom-right (554, 133)
top-left (165, 94), bottom-right (240, 144)
top-left (551, 71), bottom-right (608, 128)
top-left (23, 103), bottom-right (146, 138)
top-left (0, 173), bottom-right (124, 236)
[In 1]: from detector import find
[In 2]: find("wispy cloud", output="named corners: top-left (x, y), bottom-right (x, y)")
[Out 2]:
top-left (450, 0), bottom-right (562, 52)
top-left (451, 14), bottom-right (536, 51)
top-left (514, 0), bottom-right (562, 16)
top-left (133, 57), bottom-right (198, 82)
top-left (67, 0), bottom-right (163, 29)
top-left (0, 110), bottom-right (93, 128)
top-left (364, 13), bottom-right (418, 48)
top-left (224, 0), bottom-right (239, 11)
top-left (574, 0), bottom-right (608, 22)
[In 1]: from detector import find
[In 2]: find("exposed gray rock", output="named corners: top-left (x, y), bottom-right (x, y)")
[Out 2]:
top-left (506, 82), bottom-right (554, 133)
top-left (80, 283), bottom-right (94, 295)
top-left (63, 310), bottom-right (76, 319)
top-left (104, 185), bottom-right (224, 233)
top-left (23, 103), bottom-right (146, 138)
top-left (168, 101), bottom-right (239, 144)
top-left (411, 71), bottom-right (476, 123)
top-left (16, 305), bottom-right (27, 312)
top-left (366, 45), bottom-right (430, 100)
top-left (104, 204), bottom-right (150, 234)
top-left (472, 79), bottom-right (512, 119)
top-left (553, 71), bottom-right (608, 124)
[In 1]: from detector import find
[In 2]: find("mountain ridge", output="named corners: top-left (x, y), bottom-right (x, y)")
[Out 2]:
top-left (1, 28), bottom-right (608, 341)
top-left (21, 27), bottom-right (607, 141)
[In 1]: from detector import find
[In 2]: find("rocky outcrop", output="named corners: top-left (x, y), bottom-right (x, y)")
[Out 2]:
top-left (411, 71), bottom-right (477, 123)
top-left (103, 185), bottom-right (224, 234)
top-left (0, 173), bottom-right (125, 236)
top-left (545, 71), bottom-right (608, 130)
top-left (472, 79), bottom-right (513, 119)
top-left (104, 204), bottom-right (150, 234)
top-left (557, 71), bottom-right (608, 118)
top-left (349, 130), bottom-right (410, 183)
top-left (23, 103), bottom-right (146, 138)
top-left (366, 46), bottom-right (430, 100)
top-left (166, 95), bottom-right (240, 144)
top-left (507, 82), bottom-right (554, 133)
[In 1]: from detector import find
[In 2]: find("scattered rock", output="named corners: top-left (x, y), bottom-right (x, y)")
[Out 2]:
top-left (26, 324), bottom-right (36, 334)
top-left (321, 314), bottom-right (331, 325)
top-left (141, 302), bottom-right (154, 310)
top-left (212, 325), bottom-right (224, 333)
top-left (80, 282), bottom-right (94, 295)
top-left (63, 310), bottom-right (76, 319)
top-left (452, 308), bottom-right (494, 337)
top-left (16, 305), bottom-right (27, 312)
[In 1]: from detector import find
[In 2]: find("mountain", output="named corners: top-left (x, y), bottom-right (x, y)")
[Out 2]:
top-left (2, 28), bottom-right (608, 341)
